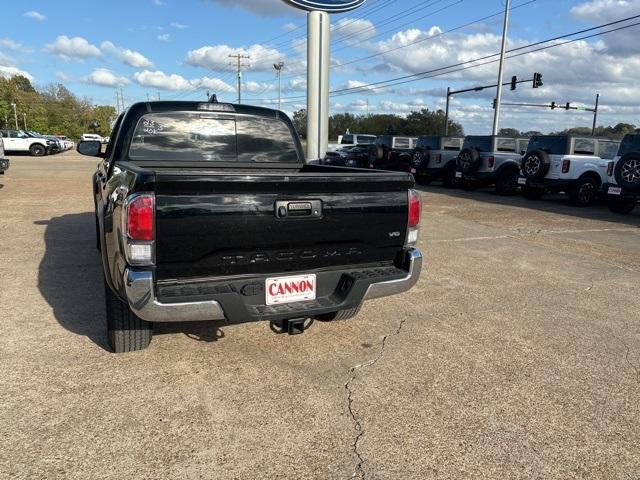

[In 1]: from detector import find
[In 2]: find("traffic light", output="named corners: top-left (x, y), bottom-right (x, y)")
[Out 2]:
top-left (550, 102), bottom-right (557, 110)
top-left (533, 72), bottom-right (543, 88)
top-left (492, 98), bottom-right (497, 109)
top-left (565, 102), bottom-right (571, 110)
top-left (510, 76), bottom-right (518, 91)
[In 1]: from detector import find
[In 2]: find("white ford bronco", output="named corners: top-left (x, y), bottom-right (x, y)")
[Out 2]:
top-left (0, 129), bottom-right (56, 157)
top-left (604, 134), bottom-right (640, 214)
top-left (456, 136), bottom-right (529, 195)
top-left (519, 135), bottom-right (620, 206)
top-left (410, 136), bottom-right (463, 187)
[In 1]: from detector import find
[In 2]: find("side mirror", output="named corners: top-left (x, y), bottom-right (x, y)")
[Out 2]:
top-left (77, 140), bottom-right (104, 157)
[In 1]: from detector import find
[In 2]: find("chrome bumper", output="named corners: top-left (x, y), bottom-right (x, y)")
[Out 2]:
top-left (364, 248), bottom-right (422, 300)
top-left (123, 248), bottom-right (422, 323)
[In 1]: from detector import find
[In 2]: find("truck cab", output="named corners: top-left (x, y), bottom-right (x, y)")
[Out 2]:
top-left (77, 101), bottom-right (423, 353)
top-left (519, 135), bottom-right (620, 206)
top-left (456, 136), bottom-right (529, 195)
top-left (411, 136), bottom-right (463, 187)
top-left (604, 134), bottom-right (640, 214)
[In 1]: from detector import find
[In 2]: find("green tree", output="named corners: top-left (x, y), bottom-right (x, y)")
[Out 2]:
top-left (292, 109), bottom-right (307, 139)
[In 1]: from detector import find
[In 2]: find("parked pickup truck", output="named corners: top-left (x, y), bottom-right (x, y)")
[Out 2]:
top-left (456, 136), bottom-right (529, 195)
top-left (0, 137), bottom-right (9, 174)
top-left (77, 101), bottom-right (423, 353)
top-left (604, 134), bottom-right (640, 214)
top-left (411, 136), bottom-right (464, 187)
top-left (519, 135), bottom-right (620, 206)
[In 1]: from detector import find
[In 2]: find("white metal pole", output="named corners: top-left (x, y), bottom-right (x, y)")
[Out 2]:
top-left (11, 103), bottom-right (18, 130)
top-left (306, 10), bottom-right (330, 162)
top-left (491, 0), bottom-right (511, 136)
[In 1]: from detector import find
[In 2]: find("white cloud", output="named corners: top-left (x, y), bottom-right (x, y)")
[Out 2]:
top-left (170, 22), bottom-right (188, 29)
top-left (133, 69), bottom-right (235, 92)
top-left (101, 41), bottom-right (154, 68)
top-left (84, 68), bottom-right (130, 87)
top-left (24, 11), bottom-right (46, 21)
top-left (333, 18), bottom-right (376, 42)
top-left (571, 0), bottom-right (640, 54)
top-left (152, 0), bottom-right (166, 5)
top-left (43, 36), bottom-right (101, 61)
top-left (157, 34), bottom-right (170, 42)
top-left (203, 0), bottom-right (294, 16)
top-left (0, 39), bottom-right (26, 51)
top-left (186, 44), bottom-right (286, 72)
top-left (0, 66), bottom-right (34, 81)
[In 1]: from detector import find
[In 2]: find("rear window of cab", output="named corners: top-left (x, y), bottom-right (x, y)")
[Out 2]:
top-left (129, 112), bottom-right (299, 163)
top-left (527, 136), bottom-right (568, 155)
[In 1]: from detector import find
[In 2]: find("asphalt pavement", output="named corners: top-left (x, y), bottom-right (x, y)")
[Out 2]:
top-left (0, 151), bottom-right (639, 479)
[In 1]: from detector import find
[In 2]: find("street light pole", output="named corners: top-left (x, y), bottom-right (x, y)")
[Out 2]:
top-left (23, 113), bottom-right (27, 130)
top-left (491, 0), bottom-right (511, 136)
top-left (10, 103), bottom-right (18, 130)
top-left (273, 61), bottom-right (285, 111)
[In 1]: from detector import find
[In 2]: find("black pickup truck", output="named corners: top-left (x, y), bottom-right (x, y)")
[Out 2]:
top-left (77, 101), bottom-right (423, 353)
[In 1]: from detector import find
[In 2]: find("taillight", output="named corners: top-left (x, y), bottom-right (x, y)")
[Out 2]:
top-left (124, 193), bottom-right (155, 265)
top-left (406, 189), bottom-right (421, 246)
top-left (562, 159), bottom-right (571, 174)
top-left (486, 156), bottom-right (495, 169)
top-left (607, 161), bottom-right (614, 176)
top-left (408, 189), bottom-right (421, 227)
top-left (127, 195), bottom-right (155, 241)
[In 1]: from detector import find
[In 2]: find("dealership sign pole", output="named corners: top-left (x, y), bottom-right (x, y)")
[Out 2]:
top-left (282, 0), bottom-right (366, 161)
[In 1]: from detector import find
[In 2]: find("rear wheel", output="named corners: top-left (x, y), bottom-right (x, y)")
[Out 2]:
top-left (606, 196), bottom-right (636, 214)
top-left (105, 280), bottom-right (152, 353)
top-left (316, 305), bottom-right (362, 322)
top-left (495, 169), bottom-right (519, 196)
top-left (29, 144), bottom-right (46, 157)
top-left (523, 186), bottom-right (544, 200)
top-left (569, 176), bottom-right (600, 207)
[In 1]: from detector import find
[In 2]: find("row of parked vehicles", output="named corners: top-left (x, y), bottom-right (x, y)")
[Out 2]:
top-left (324, 133), bottom-right (640, 215)
top-left (0, 129), bottom-right (75, 156)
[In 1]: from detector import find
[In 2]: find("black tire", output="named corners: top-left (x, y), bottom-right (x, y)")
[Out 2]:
top-left (412, 147), bottom-right (430, 169)
top-left (316, 305), bottom-right (362, 322)
top-left (442, 165), bottom-right (461, 189)
top-left (462, 180), bottom-right (477, 191)
top-left (523, 186), bottom-right (545, 200)
top-left (105, 280), bottom-right (152, 353)
top-left (29, 144), bottom-right (46, 157)
top-left (569, 175), bottom-right (600, 207)
top-left (521, 150), bottom-right (551, 179)
top-left (613, 153), bottom-right (640, 193)
top-left (606, 196), bottom-right (636, 214)
top-left (495, 168), bottom-right (519, 196)
top-left (457, 148), bottom-right (481, 174)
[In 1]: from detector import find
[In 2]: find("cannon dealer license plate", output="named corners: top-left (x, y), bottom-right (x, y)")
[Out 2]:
top-left (266, 274), bottom-right (316, 306)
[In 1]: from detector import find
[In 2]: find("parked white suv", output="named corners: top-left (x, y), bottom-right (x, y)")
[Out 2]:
top-left (603, 134), bottom-right (640, 214)
top-left (328, 133), bottom-right (376, 152)
top-left (411, 136), bottom-right (463, 187)
top-left (81, 133), bottom-right (104, 143)
top-left (0, 129), bottom-right (56, 157)
top-left (519, 135), bottom-right (620, 206)
top-left (456, 136), bottom-right (530, 195)
top-left (0, 137), bottom-right (10, 174)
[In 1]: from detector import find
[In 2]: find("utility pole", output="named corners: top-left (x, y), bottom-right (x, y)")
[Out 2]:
top-left (147, 93), bottom-right (151, 102)
top-left (229, 53), bottom-right (250, 104)
top-left (10, 103), bottom-right (18, 130)
top-left (444, 87), bottom-right (451, 135)
top-left (273, 61), bottom-right (285, 111)
top-left (592, 93), bottom-right (600, 136)
top-left (492, 0), bottom-right (511, 136)
top-left (115, 90), bottom-right (121, 114)
top-left (366, 99), bottom-right (370, 115)
top-left (23, 113), bottom-right (27, 130)
top-left (157, 92), bottom-right (161, 101)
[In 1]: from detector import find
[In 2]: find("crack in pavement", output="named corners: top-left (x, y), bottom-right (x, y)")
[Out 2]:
top-left (344, 317), bottom-right (409, 479)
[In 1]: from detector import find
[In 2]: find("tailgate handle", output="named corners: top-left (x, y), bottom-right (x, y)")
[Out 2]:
top-left (275, 200), bottom-right (322, 218)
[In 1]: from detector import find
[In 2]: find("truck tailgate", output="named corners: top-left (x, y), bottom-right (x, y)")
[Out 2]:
top-left (154, 169), bottom-right (413, 280)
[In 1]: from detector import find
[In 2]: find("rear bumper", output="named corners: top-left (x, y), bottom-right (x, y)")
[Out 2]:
top-left (519, 176), bottom-right (572, 190)
top-left (459, 170), bottom-right (497, 182)
top-left (123, 248), bottom-right (422, 323)
top-left (603, 183), bottom-right (638, 198)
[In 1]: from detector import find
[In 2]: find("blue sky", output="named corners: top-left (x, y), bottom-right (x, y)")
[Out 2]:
top-left (2, 0), bottom-right (640, 134)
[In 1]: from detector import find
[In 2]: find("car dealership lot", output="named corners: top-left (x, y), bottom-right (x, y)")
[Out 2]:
top-left (1, 151), bottom-right (639, 479)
